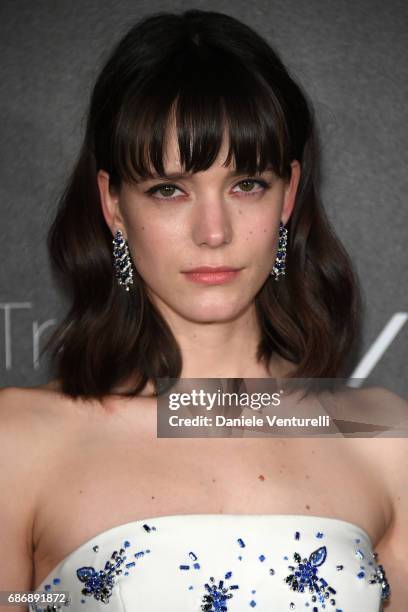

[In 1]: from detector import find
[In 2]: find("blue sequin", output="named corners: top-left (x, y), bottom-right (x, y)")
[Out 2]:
top-left (75, 527), bottom-right (155, 604)
top-left (284, 545), bottom-right (337, 609)
top-left (200, 575), bottom-right (239, 611)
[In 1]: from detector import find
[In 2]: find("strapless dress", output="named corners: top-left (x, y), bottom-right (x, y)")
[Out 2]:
top-left (29, 514), bottom-right (390, 611)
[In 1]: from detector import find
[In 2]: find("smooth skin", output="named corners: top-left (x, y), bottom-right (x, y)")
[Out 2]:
top-left (0, 126), bottom-right (406, 609)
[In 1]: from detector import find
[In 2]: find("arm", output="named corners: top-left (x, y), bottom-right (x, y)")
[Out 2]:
top-left (0, 387), bottom-right (36, 610)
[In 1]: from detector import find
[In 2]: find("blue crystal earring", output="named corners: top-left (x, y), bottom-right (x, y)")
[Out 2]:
top-left (112, 229), bottom-right (134, 291)
top-left (270, 221), bottom-right (288, 281)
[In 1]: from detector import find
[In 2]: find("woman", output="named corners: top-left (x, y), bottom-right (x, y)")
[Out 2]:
top-left (0, 9), bottom-right (405, 611)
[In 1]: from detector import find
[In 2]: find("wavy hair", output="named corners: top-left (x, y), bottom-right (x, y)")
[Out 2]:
top-left (43, 9), bottom-right (362, 400)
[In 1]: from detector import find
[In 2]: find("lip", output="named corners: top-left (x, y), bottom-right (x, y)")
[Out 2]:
top-left (182, 266), bottom-right (241, 273)
top-left (182, 266), bottom-right (242, 285)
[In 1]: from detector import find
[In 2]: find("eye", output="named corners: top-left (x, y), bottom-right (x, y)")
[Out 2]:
top-left (145, 184), bottom-right (184, 200)
top-left (144, 177), bottom-right (271, 201)
top-left (232, 178), bottom-right (270, 196)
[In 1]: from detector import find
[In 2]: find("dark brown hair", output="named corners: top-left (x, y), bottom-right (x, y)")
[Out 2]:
top-left (44, 9), bottom-right (361, 400)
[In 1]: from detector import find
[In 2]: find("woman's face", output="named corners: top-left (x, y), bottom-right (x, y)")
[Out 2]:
top-left (98, 127), bottom-right (300, 325)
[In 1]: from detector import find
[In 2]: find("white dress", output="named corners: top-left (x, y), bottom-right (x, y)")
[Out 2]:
top-left (29, 514), bottom-right (390, 611)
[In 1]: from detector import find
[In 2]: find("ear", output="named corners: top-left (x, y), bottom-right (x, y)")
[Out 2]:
top-left (281, 160), bottom-right (301, 225)
top-left (97, 170), bottom-right (126, 237)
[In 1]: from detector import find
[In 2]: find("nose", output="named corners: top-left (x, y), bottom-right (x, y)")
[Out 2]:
top-left (191, 193), bottom-right (233, 247)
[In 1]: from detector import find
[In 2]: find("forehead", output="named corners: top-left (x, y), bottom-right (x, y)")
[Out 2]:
top-left (161, 119), bottom-right (231, 174)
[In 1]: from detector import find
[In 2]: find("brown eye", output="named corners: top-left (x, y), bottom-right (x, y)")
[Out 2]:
top-left (232, 179), bottom-right (270, 195)
top-left (145, 184), bottom-right (184, 200)
top-left (156, 185), bottom-right (177, 197)
top-left (239, 180), bottom-right (257, 192)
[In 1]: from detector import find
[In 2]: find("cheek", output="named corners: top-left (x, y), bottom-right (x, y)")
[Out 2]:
top-left (127, 218), bottom-right (183, 271)
top-left (240, 217), bottom-right (280, 274)
top-left (241, 218), bottom-right (277, 250)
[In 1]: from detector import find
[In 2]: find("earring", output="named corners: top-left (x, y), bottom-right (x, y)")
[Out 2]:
top-left (270, 221), bottom-right (288, 281)
top-left (112, 229), bottom-right (134, 291)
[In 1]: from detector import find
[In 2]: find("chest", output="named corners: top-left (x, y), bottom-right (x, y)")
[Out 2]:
top-left (32, 430), bottom-right (390, 589)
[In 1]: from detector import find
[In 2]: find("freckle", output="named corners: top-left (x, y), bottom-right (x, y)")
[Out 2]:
top-left (249, 230), bottom-right (253, 234)
top-left (79, 490), bottom-right (83, 494)
top-left (212, 478), bottom-right (216, 483)
top-left (258, 474), bottom-right (265, 481)
top-left (305, 474), bottom-right (310, 479)
top-left (305, 504), bottom-right (310, 510)
top-left (151, 496), bottom-right (155, 499)
top-left (141, 226), bottom-right (145, 230)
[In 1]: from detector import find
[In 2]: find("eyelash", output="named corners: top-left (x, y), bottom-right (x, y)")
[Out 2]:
top-left (144, 178), bottom-right (272, 201)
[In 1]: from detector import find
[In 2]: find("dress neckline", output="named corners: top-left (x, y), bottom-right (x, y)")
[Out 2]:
top-left (34, 512), bottom-right (374, 591)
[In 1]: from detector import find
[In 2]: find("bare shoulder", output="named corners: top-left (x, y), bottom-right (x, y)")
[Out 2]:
top-left (361, 386), bottom-right (408, 487)
top-left (363, 385), bottom-right (408, 474)
top-left (333, 384), bottom-right (408, 455)
top-left (323, 384), bottom-right (408, 499)
top-left (0, 381), bottom-right (76, 462)
top-left (0, 383), bottom-right (69, 592)
top-left (0, 381), bottom-right (98, 477)
top-left (336, 385), bottom-right (407, 515)
top-left (355, 385), bottom-right (408, 420)
top-left (326, 384), bottom-right (408, 423)
top-left (0, 381), bottom-right (74, 431)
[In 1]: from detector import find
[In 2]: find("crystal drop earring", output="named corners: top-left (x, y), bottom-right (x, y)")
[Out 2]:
top-left (112, 229), bottom-right (134, 291)
top-left (270, 221), bottom-right (288, 281)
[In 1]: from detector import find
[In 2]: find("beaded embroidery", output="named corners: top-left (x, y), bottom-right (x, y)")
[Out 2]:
top-left (201, 575), bottom-right (239, 611)
top-left (178, 543), bottom-right (247, 610)
top-left (76, 546), bottom-right (127, 603)
top-left (353, 542), bottom-right (391, 602)
top-left (371, 563), bottom-right (391, 600)
top-left (179, 526), bottom-right (391, 611)
top-left (284, 545), bottom-right (338, 608)
top-left (29, 527), bottom-right (155, 611)
top-left (31, 518), bottom-right (391, 610)
top-left (283, 530), bottom-right (391, 610)
top-left (76, 524), bottom-right (155, 604)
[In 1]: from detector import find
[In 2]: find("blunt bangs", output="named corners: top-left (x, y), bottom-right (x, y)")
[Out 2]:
top-left (106, 43), bottom-right (293, 186)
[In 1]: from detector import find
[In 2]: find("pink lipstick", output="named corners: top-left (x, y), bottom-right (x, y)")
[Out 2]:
top-left (182, 266), bottom-right (242, 285)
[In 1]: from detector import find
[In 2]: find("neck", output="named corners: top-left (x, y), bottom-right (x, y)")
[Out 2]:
top-left (156, 300), bottom-right (286, 379)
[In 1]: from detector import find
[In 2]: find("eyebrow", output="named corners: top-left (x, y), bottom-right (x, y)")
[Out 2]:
top-left (138, 168), bottom-right (274, 182)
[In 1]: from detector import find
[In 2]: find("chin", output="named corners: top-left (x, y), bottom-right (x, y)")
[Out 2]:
top-left (177, 300), bottom-right (250, 324)
top-left (149, 286), bottom-right (254, 323)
